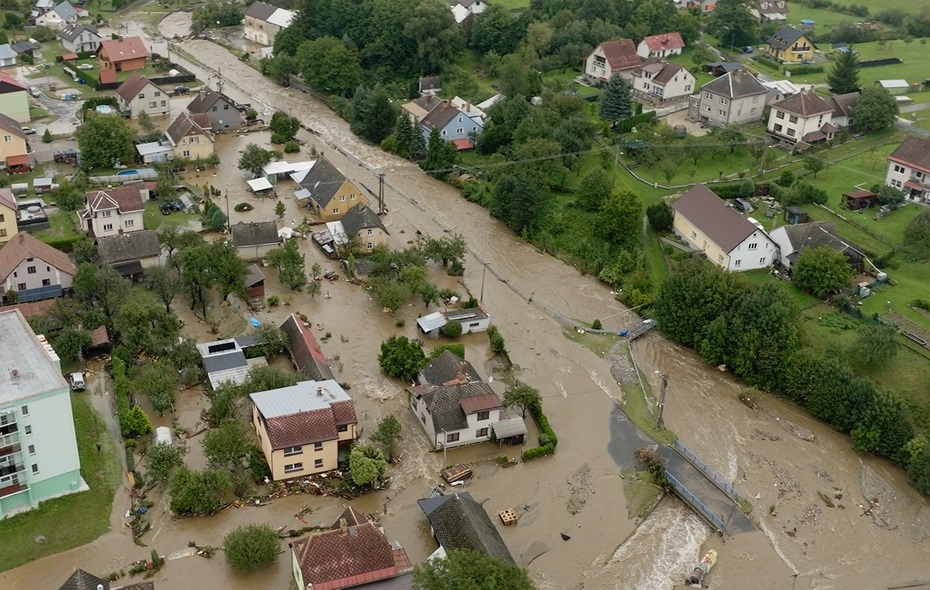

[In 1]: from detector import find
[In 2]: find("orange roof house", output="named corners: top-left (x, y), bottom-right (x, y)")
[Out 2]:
top-left (97, 36), bottom-right (149, 73)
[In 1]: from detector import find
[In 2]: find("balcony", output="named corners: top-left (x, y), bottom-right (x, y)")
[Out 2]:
top-left (0, 463), bottom-right (26, 499)
top-left (0, 428), bottom-right (21, 457)
top-left (908, 174), bottom-right (930, 189)
top-left (0, 481), bottom-right (27, 499)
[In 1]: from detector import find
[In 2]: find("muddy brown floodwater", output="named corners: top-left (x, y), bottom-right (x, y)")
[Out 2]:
top-left (2, 19), bottom-right (929, 590)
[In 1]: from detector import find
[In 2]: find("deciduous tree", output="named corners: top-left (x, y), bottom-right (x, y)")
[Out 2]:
top-left (238, 144), bottom-right (275, 178)
top-left (597, 190), bottom-right (642, 250)
top-left (267, 239), bottom-right (308, 289)
top-left (378, 335), bottom-right (426, 381)
top-left (503, 382), bottom-right (541, 418)
top-left (351, 85), bottom-right (398, 144)
top-left (169, 467), bottom-right (230, 516)
top-left (404, 0), bottom-right (461, 73)
top-left (144, 265), bottom-right (183, 313)
top-left (203, 420), bottom-right (252, 471)
top-left (76, 113), bottom-right (136, 170)
top-left (706, 0), bottom-right (760, 47)
top-left (577, 168), bottom-right (612, 211)
top-left (349, 444), bottom-right (388, 485)
top-left (849, 323), bottom-right (900, 368)
top-left (853, 87), bottom-right (899, 132)
top-left (646, 202), bottom-right (674, 232)
top-left (792, 246), bottom-right (854, 298)
top-left (146, 443), bottom-right (184, 484)
top-left (412, 549), bottom-right (535, 590)
top-left (903, 209), bottom-right (930, 258)
top-left (132, 360), bottom-right (179, 415)
top-left (224, 524), bottom-right (280, 572)
top-left (297, 36), bottom-right (362, 97)
top-left (370, 415), bottom-right (402, 461)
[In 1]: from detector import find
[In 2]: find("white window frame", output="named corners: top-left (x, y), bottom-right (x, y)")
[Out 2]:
top-left (284, 462), bottom-right (303, 473)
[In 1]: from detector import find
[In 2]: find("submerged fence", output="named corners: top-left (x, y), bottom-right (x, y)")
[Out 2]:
top-left (672, 440), bottom-right (741, 503)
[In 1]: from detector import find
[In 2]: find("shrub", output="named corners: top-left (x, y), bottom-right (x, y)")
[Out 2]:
top-left (234, 202), bottom-right (253, 212)
top-left (591, 319), bottom-right (602, 330)
top-left (223, 524), bottom-right (280, 572)
top-left (487, 325), bottom-right (506, 355)
top-left (267, 295), bottom-right (280, 307)
top-left (778, 170), bottom-right (795, 187)
top-left (441, 321), bottom-right (462, 338)
top-left (169, 467), bottom-right (230, 516)
top-left (785, 64), bottom-right (825, 75)
top-left (284, 140), bottom-right (300, 153)
top-left (428, 343), bottom-right (465, 361)
top-left (378, 335), bottom-right (427, 381)
top-left (521, 397), bottom-right (558, 461)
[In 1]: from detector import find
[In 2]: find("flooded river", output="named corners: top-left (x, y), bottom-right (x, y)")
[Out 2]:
top-left (2, 18), bottom-right (929, 590)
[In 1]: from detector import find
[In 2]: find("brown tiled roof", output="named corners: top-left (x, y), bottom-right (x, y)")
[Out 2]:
top-left (330, 400), bottom-right (358, 426)
top-left (421, 101), bottom-right (463, 132)
top-left (0, 112), bottom-right (26, 138)
top-left (333, 505), bottom-right (368, 527)
top-left (829, 91), bottom-right (860, 117)
top-left (84, 185), bottom-right (144, 214)
top-left (186, 88), bottom-right (234, 114)
top-left (639, 61), bottom-right (687, 86)
top-left (642, 32), bottom-right (685, 52)
top-left (671, 184), bottom-right (762, 253)
top-left (279, 314), bottom-right (334, 381)
top-left (265, 409), bottom-right (339, 448)
top-left (58, 569), bottom-right (109, 590)
top-left (0, 232), bottom-right (76, 282)
top-left (291, 521), bottom-right (409, 590)
top-left (115, 72), bottom-right (153, 103)
top-left (888, 136), bottom-right (930, 174)
top-left (98, 36), bottom-right (149, 63)
top-left (0, 299), bottom-right (56, 318)
top-left (459, 393), bottom-right (503, 414)
top-left (165, 111), bottom-right (211, 145)
top-left (244, 263), bottom-right (264, 287)
top-left (770, 90), bottom-right (833, 117)
top-left (0, 187), bottom-right (15, 211)
top-left (595, 38), bottom-right (640, 71)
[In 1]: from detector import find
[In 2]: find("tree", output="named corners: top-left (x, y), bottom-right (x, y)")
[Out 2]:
top-left (349, 444), bottom-right (388, 486)
top-left (578, 168), bottom-right (612, 211)
top-left (470, 5), bottom-right (520, 55)
top-left (297, 36), bottom-right (362, 97)
top-left (238, 143), bottom-right (275, 178)
top-left (404, 0), bottom-right (460, 73)
top-left (503, 382), bottom-right (541, 418)
top-left (123, 405), bottom-right (153, 439)
top-left (441, 320), bottom-right (463, 338)
top-left (351, 86), bottom-right (398, 144)
top-left (267, 239), bottom-right (308, 289)
top-left (803, 154), bottom-right (825, 177)
top-left (491, 171), bottom-right (543, 235)
top-left (909, 440), bottom-right (930, 494)
top-left (253, 323), bottom-right (288, 357)
top-left (646, 202), bottom-right (674, 232)
top-left (204, 384), bottom-right (242, 427)
top-left (378, 336), bottom-right (427, 381)
top-left (132, 360), bottom-right (178, 415)
top-left (169, 467), bottom-right (230, 516)
top-left (792, 246), bottom-right (854, 298)
top-left (224, 524), bottom-right (280, 572)
top-left (370, 415), bottom-right (402, 461)
top-left (875, 184), bottom-right (906, 207)
top-left (203, 420), bottom-right (253, 471)
top-left (42, 128), bottom-right (52, 143)
top-left (146, 443), bottom-right (184, 484)
top-left (369, 278), bottom-right (411, 313)
top-left (418, 282), bottom-right (439, 309)
top-left (211, 241), bottom-right (249, 302)
top-left (115, 299), bottom-right (180, 356)
top-left (392, 112), bottom-right (426, 160)
top-left (853, 87), bottom-right (899, 132)
top-left (269, 111), bottom-right (300, 143)
top-left (72, 263), bottom-right (131, 332)
top-left (598, 73), bottom-right (632, 124)
top-left (413, 549), bottom-right (534, 590)
top-left (420, 127), bottom-right (458, 177)
top-left (275, 200), bottom-right (286, 219)
top-left (262, 53), bottom-right (298, 85)
top-left (827, 48), bottom-right (861, 93)
top-left (706, 0), bottom-right (760, 48)
top-left (76, 113), bottom-right (136, 170)
top-left (52, 328), bottom-right (92, 363)
top-left (903, 210), bottom-right (930, 258)
top-left (849, 323), bottom-right (900, 368)
top-left (191, 0), bottom-right (243, 33)
top-left (144, 265), bottom-right (183, 313)
top-left (597, 190), bottom-right (643, 251)
top-left (178, 244), bottom-right (217, 316)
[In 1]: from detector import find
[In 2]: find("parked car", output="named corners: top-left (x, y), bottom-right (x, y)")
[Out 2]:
top-left (29, 86), bottom-right (41, 97)
top-left (173, 86), bottom-right (190, 95)
top-left (160, 203), bottom-right (173, 215)
top-left (21, 126), bottom-right (36, 135)
top-left (733, 198), bottom-right (754, 213)
top-left (742, 46), bottom-right (753, 54)
top-left (166, 201), bottom-right (183, 211)
top-left (77, 63), bottom-right (93, 70)
top-left (70, 372), bottom-right (86, 391)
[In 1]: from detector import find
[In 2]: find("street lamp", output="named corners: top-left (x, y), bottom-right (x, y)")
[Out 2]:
top-left (654, 371), bottom-right (670, 430)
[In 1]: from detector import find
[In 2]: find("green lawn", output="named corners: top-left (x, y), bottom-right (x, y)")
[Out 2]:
top-left (0, 394), bottom-right (122, 572)
top-left (493, 0), bottom-right (530, 9)
top-left (34, 212), bottom-right (82, 241)
top-left (143, 200), bottom-right (199, 230)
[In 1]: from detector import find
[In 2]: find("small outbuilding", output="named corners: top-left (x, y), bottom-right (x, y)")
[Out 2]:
top-left (244, 263), bottom-right (265, 298)
top-left (877, 79), bottom-right (910, 95)
top-left (783, 206), bottom-right (809, 225)
top-left (841, 189), bottom-right (878, 210)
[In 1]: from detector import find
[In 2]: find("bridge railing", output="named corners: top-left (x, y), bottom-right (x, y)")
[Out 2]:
top-left (672, 440), bottom-right (740, 502)
top-left (665, 471), bottom-right (725, 532)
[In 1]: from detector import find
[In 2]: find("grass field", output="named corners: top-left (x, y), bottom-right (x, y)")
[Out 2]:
top-left (143, 200), bottom-right (199, 230)
top-left (0, 394), bottom-right (121, 572)
top-left (33, 213), bottom-right (82, 243)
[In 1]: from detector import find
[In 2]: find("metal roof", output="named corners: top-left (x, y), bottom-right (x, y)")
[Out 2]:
top-left (250, 379), bottom-right (351, 418)
top-left (417, 312), bottom-right (447, 333)
top-left (492, 417), bottom-right (527, 438)
top-left (0, 310), bottom-right (69, 404)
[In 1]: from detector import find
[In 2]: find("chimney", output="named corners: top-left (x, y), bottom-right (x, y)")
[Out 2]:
top-left (457, 361), bottom-right (468, 384)
top-left (18, 233), bottom-right (25, 245)
top-left (339, 518), bottom-right (347, 534)
top-left (466, 101), bottom-right (471, 112)
top-left (317, 386), bottom-right (323, 396)
top-left (10, 370), bottom-right (20, 380)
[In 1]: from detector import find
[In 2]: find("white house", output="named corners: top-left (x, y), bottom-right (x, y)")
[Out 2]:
top-left (0, 232), bottom-right (76, 302)
top-left (451, 0), bottom-right (487, 24)
top-left (688, 69), bottom-right (767, 126)
top-left (671, 184), bottom-right (776, 272)
top-left (632, 61), bottom-right (695, 104)
top-left (0, 45), bottom-right (16, 68)
top-left (79, 184), bottom-right (147, 238)
top-left (243, 1), bottom-right (296, 47)
top-left (885, 136), bottom-right (930, 203)
top-left (58, 24), bottom-right (102, 53)
top-left (637, 32), bottom-right (685, 59)
top-left (766, 90), bottom-right (837, 145)
top-left (416, 306), bottom-right (491, 339)
top-left (584, 38), bottom-right (641, 84)
top-left (770, 221), bottom-right (865, 270)
top-left (115, 73), bottom-right (170, 118)
top-left (751, 0), bottom-right (788, 22)
top-left (35, 1), bottom-right (78, 30)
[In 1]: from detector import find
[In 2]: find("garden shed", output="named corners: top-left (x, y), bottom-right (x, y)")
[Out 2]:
top-left (841, 189), bottom-right (878, 210)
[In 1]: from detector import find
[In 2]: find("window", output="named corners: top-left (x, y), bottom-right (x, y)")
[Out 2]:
top-left (717, 254), bottom-right (724, 262)
top-left (28, 445), bottom-right (35, 455)
top-left (154, 91), bottom-right (161, 97)
top-left (46, 266), bottom-right (49, 272)
top-left (284, 463), bottom-right (303, 473)
top-left (718, 109), bottom-right (726, 117)
top-left (223, 104), bottom-right (229, 110)
top-left (17, 283), bottom-right (26, 291)
top-left (42, 279), bottom-right (50, 287)
top-left (690, 230), bottom-right (697, 239)
top-left (752, 96), bottom-right (759, 103)
top-left (750, 108), bottom-right (756, 115)
top-left (774, 124), bottom-right (783, 133)
top-left (350, 194), bottom-right (356, 200)
top-left (103, 223), bottom-right (113, 232)
top-left (446, 432), bottom-right (460, 443)
top-left (456, 128), bottom-right (464, 134)
top-left (441, 130), bottom-right (447, 137)
top-left (313, 442), bottom-right (323, 451)
top-left (476, 427), bottom-right (489, 437)
top-left (124, 219), bottom-right (134, 227)
top-left (916, 171), bottom-right (924, 179)
top-left (27, 266), bottom-right (36, 274)
top-left (24, 425), bottom-right (31, 435)
top-left (748, 243), bottom-right (758, 250)
top-left (31, 464), bottom-right (38, 474)
top-left (283, 446), bottom-right (303, 456)
top-left (366, 242), bottom-right (373, 250)
top-left (138, 93), bottom-right (144, 99)
top-left (703, 104), bottom-right (711, 112)
top-left (891, 179), bottom-right (902, 188)
top-left (366, 229), bottom-right (373, 235)
top-left (340, 195), bottom-right (346, 201)
top-left (3, 135), bottom-right (11, 142)
top-left (21, 405), bottom-right (28, 416)
top-left (420, 414), bottom-right (426, 424)
top-left (190, 136), bottom-right (199, 144)
top-left (0, 214), bottom-right (4, 222)
top-left (704, 92), bottom-right (711, 100)
top-left (161, 100), bottom-right (166, 107)
top-left (149, 102), bottom-right (156, 108)
top-left (894, 164), bottom-right (906, 174)
top-left (684, 84), bottom-right (692, 92)
top-left (719, 98), bottom-right (729, 105)
top-left (787, 128), bottom-right (796, 137)
top-left (734, 260), bottom-right (742, 267)
top-left (789, 115), bottom-right (798, 124)
top-left (477, 410), bottom-right (490, 421)
top-left (760, 257), bottom-right (767, 264)
top-left (212, 106), bottom-right (218, 112)
top-left (470, 322), bottom-right (481, 327)
top-left (101, 210), bottom-right (112, 217)
top-left (332, 208), bottom-right (339, 214)
top-left (0, 229), bottom-right (6, 238)
top-left (314, 458), bottom-right (323, 468)
top-left (182, 150), bottom-right (190, 157)
top-left (337, 424), bottom-right (348, 432)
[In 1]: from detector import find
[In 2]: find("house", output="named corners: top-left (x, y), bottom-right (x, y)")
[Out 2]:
top-left (632, 61), bottom-right (695, 104)
top-left (58, 569), bottom-right (110, 590)
top-left (637, 33), bottom-right (685, 59)
top-left (686, 0), bottom-right (716, 13)
top-left (0, 71), bottom-right (29, 124)
top-left (0, 189), bottom-right (17, 243)
top-left (135, 141), bottom-right (174, 164)
top-left (244, 263), bottom-right (265, 299)
top-left (418, 76), bottom-right (441, 96)
top-left (243, 1), bottom-right (296, 47)
top-left (451, 0), bottom-right (487, 23)
top-left (231, 220), bottom-right (279, 259)
top-left (766, 26), bottom-right (815, 63)
top-left (450, 96), bottom-right (488, 125)
top-left (186, 88), bottom-right (241, 130)
top-left (293, 157), bottom-right (368, 220)
top-left (841, 189), bottom-right (878, 211)
top-left (338, 204), bottom-right (388, 252)
top-left (671, 184), bottom-right (777, 272)
top-left (400, 94), bottom-right (443, 123)
top-left (97, 37), bottom-right (149, 73)
top-left (79, 184), bottom-right (146, 237)
top-left (877, 79), bottom-right (910, 95)
top-left (115, 74), bottom-right (170, 118)
top-left (409, 352), bottom-right (525, 450)
top-left (584, 39), bottom-right (641, 84)
top-left (262, 160), bottom-right (314, 184)
top-left (249, 380), bottom-right (358, 481)
top-left (197, 338), bottom-right (266, 389)
top-left (688, 69), bottom-right (767, 126)
top-left (35, 1), bottom-right (78, 29)
top-left (59, 24), bottom-right (102, 53)
top-left (164, 111), bottom-right (213, 159)
top-left (417, 306), bottom-right (491, 339)
top-left (751, 0), bottom-right (787, 21)
top-left (279, 313), bottom-right (335, 382)
top-left (417, 492), bottom-right (515, 563)
top-left (290, 506), bottom-right (413, 590)
top-left (827, 91), bottom-right (860, 128)
top-left (770, 221), bottom-right (865, 272)
top-left (10, 41), bottom-right (38, 58)
top-left (95, 229), bottom-right (162, 277)
top-left (704, 61), bottom-right (743, 77)
top-left (0, 309), bottom-right (85, 516)
top-left (419, 100), bottom-right (483, 150)
top-left (766, 90), bottom-right (838, 145)
top-left (885, 136), bottom-right (930, 203)
top-left (0, 232), bottom-right (76, 302)
top-left (0, 45), bottom-right (16, 68)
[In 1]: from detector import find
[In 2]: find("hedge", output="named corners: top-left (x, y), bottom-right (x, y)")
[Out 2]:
top-left (753, 55), bottom-right (781, 70)
top-left (784, 65), bottom-right (825, 75)
top-left (521, 399), bottom-right (558, 461)
top-left (614, 111), bottom-right (657, 134)
top-left (40, 234), bottom-right (84, 252)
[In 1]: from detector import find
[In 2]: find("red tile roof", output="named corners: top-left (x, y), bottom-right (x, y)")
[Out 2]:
top-left (459, 393), bottom-right (503, 414)
top-left (0, 299), bottom-right (56, 318)
top-left (98, 36), bottom-right (149, 63)
top-left (0, 188), bottom-right (16, 212)
top-left (770, 90), bottom-right (833, 117)
top-left (888, 136), bottom-right (930, 175)
top-left (0, 70), bottom-right (26, 92)
top-left (330, 400), bottom-right (358, 426)
top-left (291, 521), bottom-right (410, 590)
top-left (0, 232), bottom-right (76, 283)
top-left (594, 38), bottom-right (640, 72)
top-left (115, 72), bottom-right (154, 103)
top-left (641, 32), bottom-right (685, 52)
top-left (280, 314), bottom-right (334, 381)
top-left (265, 409), bottom-right (339, 449)
top-left (451, 138), bottom-right (473, 151)
top-left (83, 185), bottom-right (145, 214)
top-left (5, 154), bottom-right (30, 167)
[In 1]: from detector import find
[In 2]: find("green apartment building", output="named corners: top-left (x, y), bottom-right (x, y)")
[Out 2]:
top-left (0, 309), bottom-right (85, 517)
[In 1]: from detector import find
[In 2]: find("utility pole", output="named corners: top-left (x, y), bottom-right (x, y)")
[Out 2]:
top-left (224, 189), bottom-right (231, 233)
top-left (378, 173), bottom-right (385, 214)
top-left (479, 265), bottom-right (487, 302)
top-left (654, 371), bottom-right (669, 430)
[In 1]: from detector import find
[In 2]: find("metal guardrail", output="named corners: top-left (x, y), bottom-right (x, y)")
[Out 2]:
top-left (666, 471), bottom-right (725, 532)
top-left (673, 440), bottom-right (740, 502)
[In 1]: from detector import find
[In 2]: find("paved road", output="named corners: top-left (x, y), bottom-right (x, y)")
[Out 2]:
top-left (895, 117), bottom-right (930, 137)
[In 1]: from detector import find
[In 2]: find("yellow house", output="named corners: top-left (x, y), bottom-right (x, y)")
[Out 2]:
top-left (164, 111), bottom-right (214, 160)
top-left (0, 112), bottom-right (30, 172)
top-left (337, 204), bottom-right (389, 253)
top-left (0, 188), bottom-right (18, 243)
top-left (294, 157), bottom-right (368, 221)
top-left (249, 380), bottom-right (358, 481)
top-left (766, 25), bottom-right (815, 63)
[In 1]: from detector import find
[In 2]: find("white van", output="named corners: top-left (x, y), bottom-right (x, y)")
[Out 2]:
top-left (70, 372), bottom-right (86, 391)
top-left (29, 87), bottom-right (41, 98)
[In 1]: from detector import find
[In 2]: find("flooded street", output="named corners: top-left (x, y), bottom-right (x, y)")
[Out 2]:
top-left (2, 19), bottom-right (929, 590)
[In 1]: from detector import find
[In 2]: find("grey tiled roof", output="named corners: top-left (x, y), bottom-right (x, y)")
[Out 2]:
top-left (418, 493), bottom-right (514, 563)
top-left (340, 204), bottom-right (387, 239)
top-left (58, 569), bottom-right (109, 590)
top-left (231, 220), bottom-right (279, 247)
top-left (244, 0), bottom-right (277, 20)
top-left (296, 157), bottom-right (348, 209)
top-left (767, 26), bottom-right (808, 51)
top-left (419, 350), bottom-right (480, 386)
top-left (700, 69), bottom-right (766, 99)
top-left (96, 230), bottom-right (161, 264)
top-left (419, 381), bottom-right (496, 432)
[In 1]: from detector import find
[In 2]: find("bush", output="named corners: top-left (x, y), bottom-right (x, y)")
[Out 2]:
top-left (284, 140), bottom-right (300, 153)
top-left (753, 54), bottom-right (781, 70)
top-left (233, 202), bottom-right (253, 212)
top-left (169, 467), bottom-right (230, 516)
top-left (785, 65), bottom-right (825, 75)
top-left (591, 319), bottom-right (602, 330)
top-left (487, 325), bottom-right (506, 356)
top-left (521, 398), bottom-right (558, 461)
top-left (441, 321), bottom-right (462, 338)
top-left (378, 335), bottom-right (427, 381)
top-left (267, 295), bottom-right (280, 307)
top-left (777, 170), bottom-right (795, 187)
top-left (428, 343), bottom-right (465, 361)
top-left (223, 524), bottom-right (280, 572)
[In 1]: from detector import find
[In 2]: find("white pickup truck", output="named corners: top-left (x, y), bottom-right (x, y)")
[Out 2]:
top-left (70, 372), bottom-right (86, 391)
